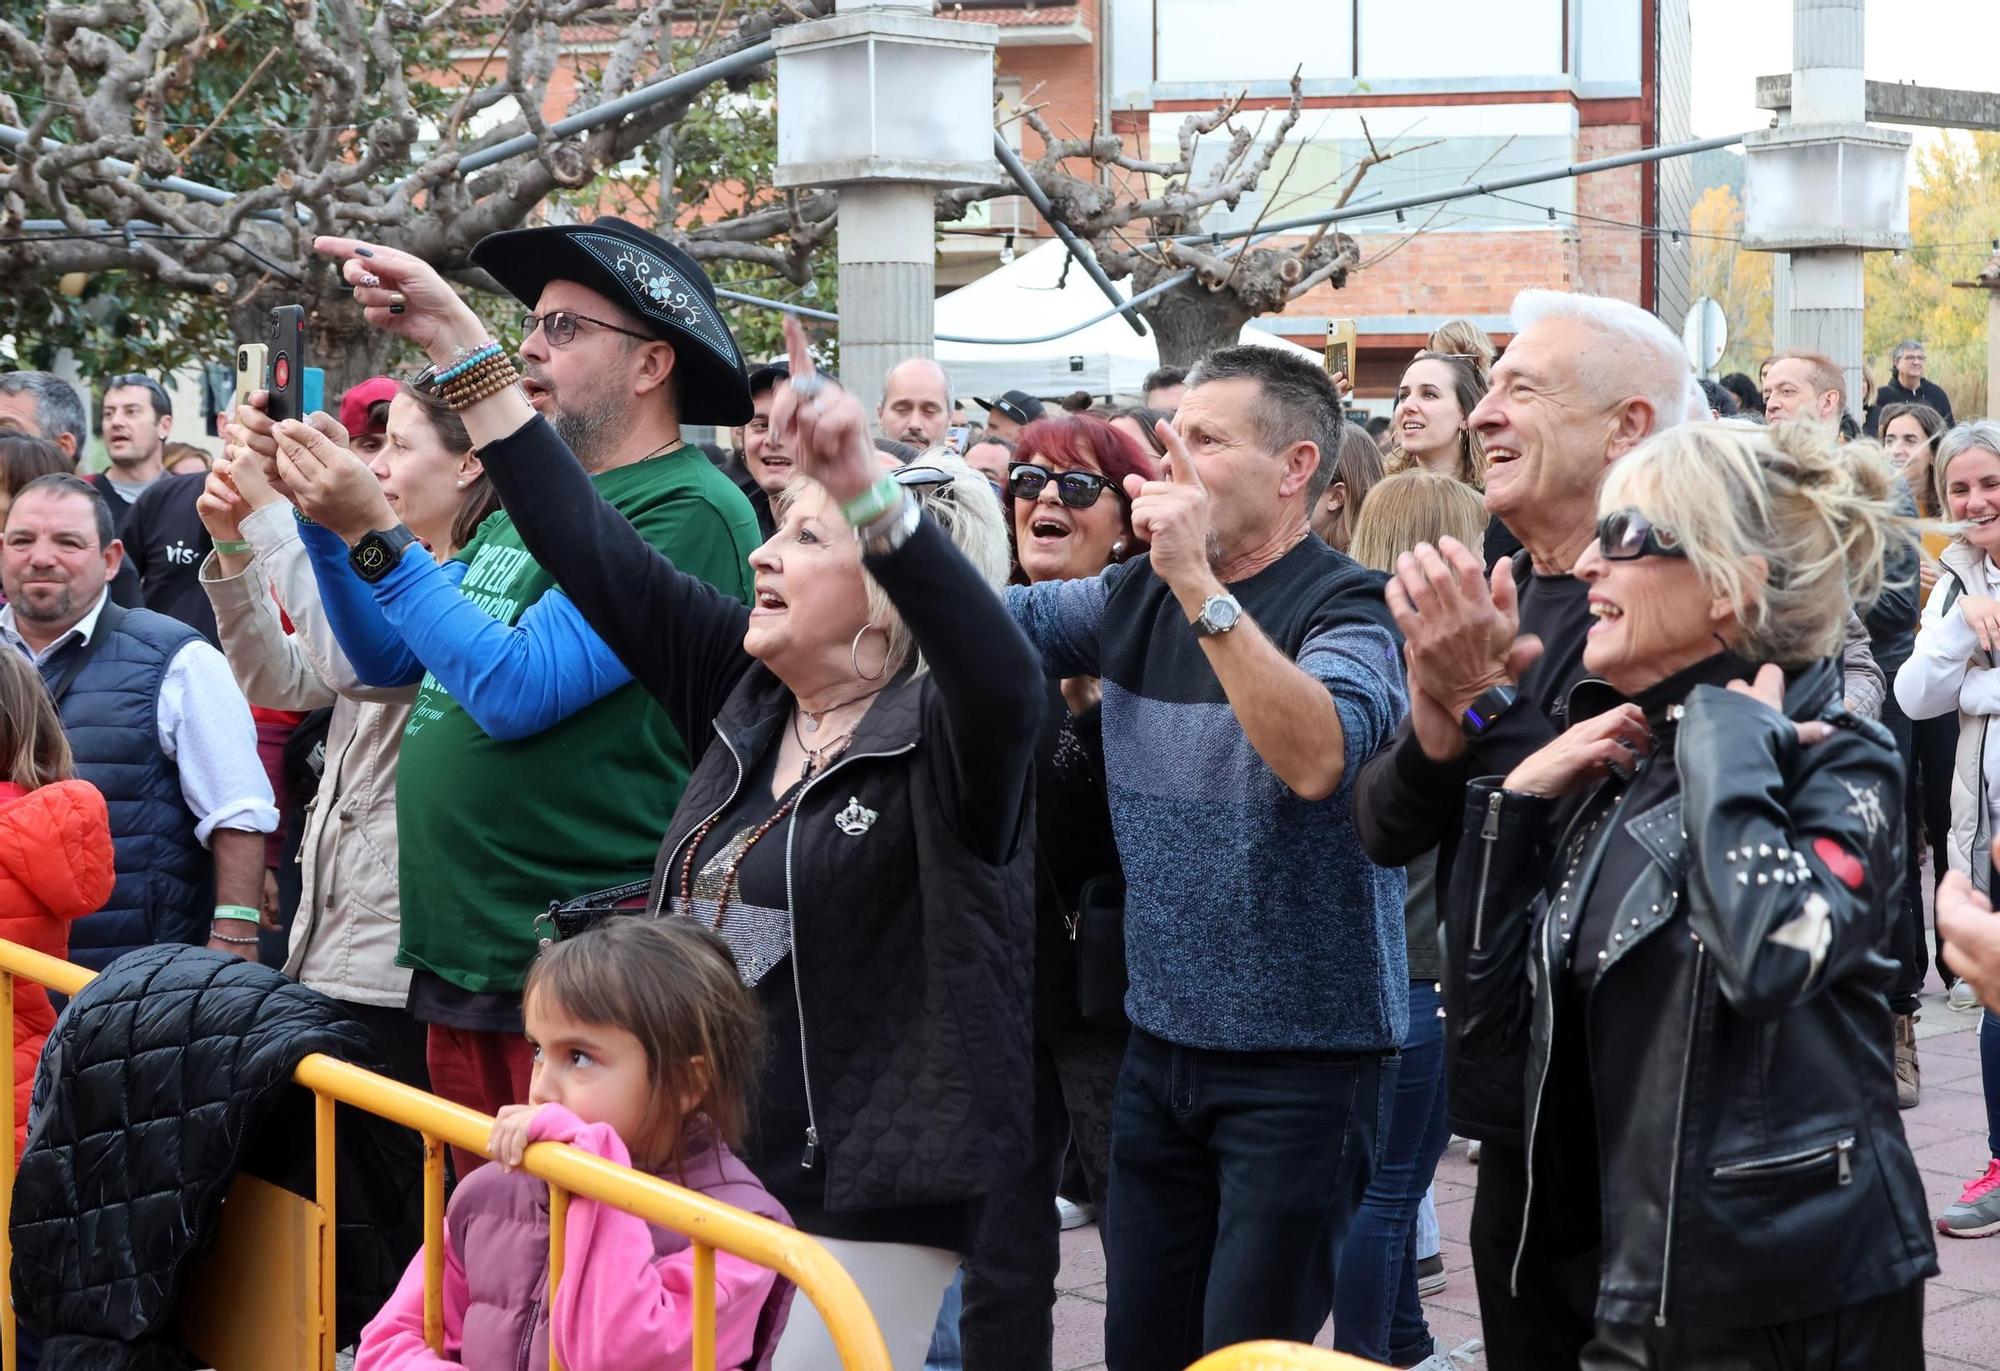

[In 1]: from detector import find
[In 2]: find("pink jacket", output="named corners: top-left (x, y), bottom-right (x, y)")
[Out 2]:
top-left (357, 1105), bottom-right (795, 1371)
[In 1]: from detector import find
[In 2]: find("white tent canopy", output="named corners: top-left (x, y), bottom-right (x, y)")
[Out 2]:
top-left (933, 240), bottom-right (1318, 404)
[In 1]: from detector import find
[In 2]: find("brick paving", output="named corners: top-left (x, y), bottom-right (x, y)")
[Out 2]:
top-left (1053, 984), bottom-right (2000, 1371)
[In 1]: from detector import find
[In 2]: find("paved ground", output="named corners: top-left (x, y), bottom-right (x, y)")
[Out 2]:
top-left (1052, 980), bottom-right (2000, 1370)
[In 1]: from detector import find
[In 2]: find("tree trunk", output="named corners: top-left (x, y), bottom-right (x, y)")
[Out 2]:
top-left (1139, 283), bottom-right (1257, 370)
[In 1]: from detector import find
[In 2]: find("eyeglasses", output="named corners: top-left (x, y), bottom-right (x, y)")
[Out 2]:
top-left (1596, 508), bottom-right (1687, 562)
top-left (520, 310), bottom-right (652, 349)
top-left (1008, 462), bottom-right (1117, 510)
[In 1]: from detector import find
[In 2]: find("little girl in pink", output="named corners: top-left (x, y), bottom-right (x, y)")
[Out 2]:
top-left (359, 919), bottom-right (794, 1370)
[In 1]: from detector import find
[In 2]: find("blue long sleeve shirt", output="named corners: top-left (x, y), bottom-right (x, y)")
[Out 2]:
top-left (298, 521), bottom-right (631, 741)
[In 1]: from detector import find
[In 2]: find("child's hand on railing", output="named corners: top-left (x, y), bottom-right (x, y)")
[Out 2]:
top-left (489, 1102), bottom-right (540, 1173)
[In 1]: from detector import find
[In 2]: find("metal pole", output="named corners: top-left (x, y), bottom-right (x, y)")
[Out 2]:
top-left (993, 130), bottom-right (1147, 336)
top-left (1171, 132), bottom-right (1747, 245)
top-left (455, 40), bottom-right (776, 175)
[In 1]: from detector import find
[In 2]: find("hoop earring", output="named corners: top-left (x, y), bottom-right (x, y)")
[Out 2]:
top-left (851, 623), bottom-right (890, 682)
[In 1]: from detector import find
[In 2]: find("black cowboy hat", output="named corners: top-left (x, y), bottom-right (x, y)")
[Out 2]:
top-left (470, 215), bottom-right (753, 425)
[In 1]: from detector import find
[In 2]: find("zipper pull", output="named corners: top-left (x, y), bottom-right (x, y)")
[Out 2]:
top-left (801, 1125), bottom-right (820, 1170)
top-left (1837, 1136), bottom-right (1853, 1186)
top-left (1065, 911), bottom-right (1080, 942)
top-left (1482, 790), bottom-right (1503, 840)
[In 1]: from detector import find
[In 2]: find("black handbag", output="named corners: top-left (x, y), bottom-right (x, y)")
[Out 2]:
top-left (1070, 874), bottom-right (1129, 1030)
top-left (535, 879), bottom-right (654, 947)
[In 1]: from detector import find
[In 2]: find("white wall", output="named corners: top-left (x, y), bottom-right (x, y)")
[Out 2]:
top-left (1154, 0), bottom-right (1355, 84)
top-left (1576, 0), bottom-right (1643, 89)
top-left (1356, 0), bottom-right (1563, 82)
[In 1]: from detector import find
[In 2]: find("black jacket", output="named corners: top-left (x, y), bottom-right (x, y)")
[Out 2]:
top-left (1351, 554), bottom-right (1595, 1144)
top-left (1449, 659), bottom-right (1937, 1329)
top-left (12, 945), bottom-right (422, 1368)
top-left (1864, 377), bottom-right (1954, 435)
top-left (479, 417), bottom-right (1042, 1214)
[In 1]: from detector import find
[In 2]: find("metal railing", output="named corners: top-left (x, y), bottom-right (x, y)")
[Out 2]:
top-left (0, 940), bottom-right (891, 1371)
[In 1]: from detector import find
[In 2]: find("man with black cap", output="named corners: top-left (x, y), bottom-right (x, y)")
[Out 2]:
top-left (247, 216), bottom-right (763, 1164)
top-left (978, 389), bottom-right (1044, 443)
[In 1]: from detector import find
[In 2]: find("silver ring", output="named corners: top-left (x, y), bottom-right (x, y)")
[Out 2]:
top-left (790, 372), bottom-right (829, 401)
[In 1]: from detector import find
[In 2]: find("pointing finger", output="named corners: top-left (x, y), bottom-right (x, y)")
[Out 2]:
top-left (1155, 421), bottom-right (1204, 490)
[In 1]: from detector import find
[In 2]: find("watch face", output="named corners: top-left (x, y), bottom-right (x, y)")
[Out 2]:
top-left (356, 541), bottom-right (388, 575)
top-left (1207, 596), bottom-right (1241, 630)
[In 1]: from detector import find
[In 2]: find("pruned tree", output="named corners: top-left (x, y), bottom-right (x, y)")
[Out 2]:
top-left (0, 0), bottom-right (838, 393)
top-left (940, 74), bottom-right (1436, 367)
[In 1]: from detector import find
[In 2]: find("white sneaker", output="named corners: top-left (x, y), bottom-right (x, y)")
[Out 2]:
top-left (1465, 1138), bottom-right (1481, 1164)
top-left (1407, 1337), bottom-right (1481, 1369)
top-left (1951, 979), bottom-right (1980, 1012)
top-left (1056, 1196), bottom-right (1096, 1231)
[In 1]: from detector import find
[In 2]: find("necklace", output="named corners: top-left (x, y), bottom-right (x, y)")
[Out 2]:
top-left (798, 684), bottom-right (885, 733)
top-left (637, 437), bottom-right (687, 464)
top-left (790, 709), bottom-right (856, 782)
top-left (677, 735), bottom-right (850, 931)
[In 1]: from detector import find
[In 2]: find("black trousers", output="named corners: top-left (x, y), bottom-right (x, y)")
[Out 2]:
top-left (1581, 1281), bottom-right (1925, 1371)
top-left (1466, 1139), bottom-right (1597, 1371)
top-left (1880, 693), bottom-right (1923, 1014)
top-left (1901, 710), bottom-right (1958, 990)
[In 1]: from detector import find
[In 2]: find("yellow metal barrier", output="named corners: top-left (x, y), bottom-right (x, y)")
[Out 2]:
top-left (0, 940), bottom-right (892, 1371)
top-left (1186, 1344), bottom-right (1395, 1371)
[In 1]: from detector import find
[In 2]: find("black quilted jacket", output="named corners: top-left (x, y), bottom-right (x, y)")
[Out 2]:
top-left (12, 945), bottom-right (422, 1369)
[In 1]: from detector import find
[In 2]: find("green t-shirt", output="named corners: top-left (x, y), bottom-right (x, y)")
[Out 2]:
top-left (394, 451), bottom-right (759, 993)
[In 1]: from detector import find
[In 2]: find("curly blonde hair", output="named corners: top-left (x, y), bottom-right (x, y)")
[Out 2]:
top-left (1599, 419), bottom-right (1911, 665)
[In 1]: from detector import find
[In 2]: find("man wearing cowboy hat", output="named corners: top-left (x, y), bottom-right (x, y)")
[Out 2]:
top-left (256, 216), bottom-right (765, 1159)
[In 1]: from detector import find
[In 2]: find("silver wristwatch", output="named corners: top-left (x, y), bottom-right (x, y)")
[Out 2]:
top-left (1191, 592), bottom-right (1243, 637)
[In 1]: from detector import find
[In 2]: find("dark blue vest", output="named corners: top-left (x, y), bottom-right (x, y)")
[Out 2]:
top-left (48, 602), bottom-right (210, 969)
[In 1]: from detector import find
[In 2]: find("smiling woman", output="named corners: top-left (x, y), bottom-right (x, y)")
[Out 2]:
top-left (1460, 418), bottom-right (1935, 1368)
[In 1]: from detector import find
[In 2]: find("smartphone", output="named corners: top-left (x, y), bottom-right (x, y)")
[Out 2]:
top-left (231, 342), bottom-right (268, 422)
top-left (946, 425), bottom-right (971, 454)
top-left (265, 305), bottom-right (306, 423)
top-left (1323, 317), bottom-right (1357, 382)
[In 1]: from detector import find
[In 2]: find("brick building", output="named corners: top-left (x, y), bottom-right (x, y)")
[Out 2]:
top-left (947, 0), bottom-right (1696, 403)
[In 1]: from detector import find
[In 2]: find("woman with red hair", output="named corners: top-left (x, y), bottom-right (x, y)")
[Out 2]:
top-left (953, 412), bottom-right (1155, 1370)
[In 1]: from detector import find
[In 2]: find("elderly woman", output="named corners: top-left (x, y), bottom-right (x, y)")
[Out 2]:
top-left (199, 385), bottom-right (499, 1089)
top-left (298, 237), bottom-right (1039, 1371)
top-left (1894, 419), bottom-right (2000, 1241)
top-left (1455, 419), bottom-right (1934, 1369)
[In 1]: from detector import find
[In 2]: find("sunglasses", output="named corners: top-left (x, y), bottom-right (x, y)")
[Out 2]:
top-left (1596, 508), bottom-right (1687, 561)
top-left (520, 310), bottom-right (652, 349)
top-left (893, 464), bottom-right (955, 497)
top-left (1009, 462), bottom-right (1117, 510)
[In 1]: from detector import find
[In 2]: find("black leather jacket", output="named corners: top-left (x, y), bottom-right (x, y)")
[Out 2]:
top-left (1449, 658), bottom-right (1936, 1329)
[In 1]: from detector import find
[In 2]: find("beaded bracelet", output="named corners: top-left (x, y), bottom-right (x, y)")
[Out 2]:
top-left (438, 358), bottom-right (514, 407)
top-left (447, 362), bottom-right (524, 413)
top-left (436, 341), bottom-right (504, 384)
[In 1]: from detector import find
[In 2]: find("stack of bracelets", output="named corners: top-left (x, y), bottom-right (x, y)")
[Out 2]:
top-left (430, 341), bottom-right (522, 412)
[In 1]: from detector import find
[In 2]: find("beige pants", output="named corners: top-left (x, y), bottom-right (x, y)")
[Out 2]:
top-left (771, 1237), bottom-right (959, 1371)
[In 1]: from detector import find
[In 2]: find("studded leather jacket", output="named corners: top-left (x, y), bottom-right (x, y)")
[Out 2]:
top-left (1448, 656), bottom-right (1936, 1329)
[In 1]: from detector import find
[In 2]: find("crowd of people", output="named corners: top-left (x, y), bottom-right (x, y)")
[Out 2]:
top-left (0, 206), bottom-right (1995, 1371)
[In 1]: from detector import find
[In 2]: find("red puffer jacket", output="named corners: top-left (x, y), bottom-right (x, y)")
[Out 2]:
top-left (0, 779), bottom-right (115, 1157)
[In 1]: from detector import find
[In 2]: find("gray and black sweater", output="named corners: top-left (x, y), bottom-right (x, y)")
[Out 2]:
top-left (1006, 538), bottom-right (1410, 1053)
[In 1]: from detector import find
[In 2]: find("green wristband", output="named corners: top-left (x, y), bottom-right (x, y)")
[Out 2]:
top-left (212, 539), bottom-right (252, 556)
top-left (840, 477), bottom-right (903, 529)
top-left (213, 904), bottom-right (262, 925)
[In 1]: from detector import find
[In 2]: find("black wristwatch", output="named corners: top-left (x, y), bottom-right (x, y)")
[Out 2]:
top-left (349, 524), bottom-right (421, 583)
top-left (1461, 683), bottom-right (1520, 738)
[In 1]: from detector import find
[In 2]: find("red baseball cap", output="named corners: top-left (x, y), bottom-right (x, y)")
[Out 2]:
top-left (338, 377), bottom-right (400, 438)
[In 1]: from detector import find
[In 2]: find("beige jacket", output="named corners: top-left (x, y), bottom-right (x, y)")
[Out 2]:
top-left (200, 502), bottom-right (416, 1006)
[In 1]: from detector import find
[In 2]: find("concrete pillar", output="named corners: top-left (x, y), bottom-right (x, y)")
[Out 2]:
top-left (1787, 249), bottom-right (1867, 419)
top-left (1791, 0), bottom-right (1865, 123)
top-left (1778, 0), bottom-right (1868, 417)
top-left (836, 182), bottom-right (936, 423)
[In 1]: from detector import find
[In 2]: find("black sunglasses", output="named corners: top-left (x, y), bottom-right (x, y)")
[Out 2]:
top-left (1596, 508), bottom-right (1687, 561)
top-left (1009, 462), bottom-right (1117, 510)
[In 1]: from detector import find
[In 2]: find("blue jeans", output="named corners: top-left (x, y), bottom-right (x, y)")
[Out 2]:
top-left (1334, 981), bottom-right (1452, 1366)
top-left (1984, 1011), bottom-right (2000, 1160)
top-left (1102, 1027), bottom-right (1394, 1371)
